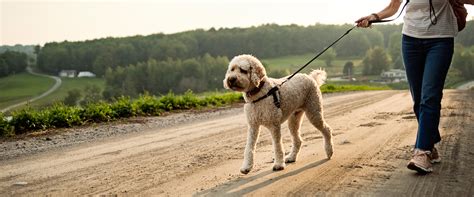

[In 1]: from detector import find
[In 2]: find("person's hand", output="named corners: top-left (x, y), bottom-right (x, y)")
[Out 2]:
top-left (355, 14), bottom-right (379, 28)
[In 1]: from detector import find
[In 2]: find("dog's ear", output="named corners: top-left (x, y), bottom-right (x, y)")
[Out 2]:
top-left (249, 56), bottom-right (266, 87)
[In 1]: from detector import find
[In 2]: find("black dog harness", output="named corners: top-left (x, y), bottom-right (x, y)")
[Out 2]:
top-left (246, 81), bottom-right (281, 108)
top-left (252, 86), bottom-right (281, 108)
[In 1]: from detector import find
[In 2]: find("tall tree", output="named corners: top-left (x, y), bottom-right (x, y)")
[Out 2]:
top-left (0, 51), bottom-right (28, 77)
top-left (343, 61), bottom-right (354, 76)
top-left (362, 47), bottom-right (392, 75)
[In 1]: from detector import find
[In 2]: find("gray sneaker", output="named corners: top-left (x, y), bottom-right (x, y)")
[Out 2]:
top-left (407, 149), bottom-right (433, 173)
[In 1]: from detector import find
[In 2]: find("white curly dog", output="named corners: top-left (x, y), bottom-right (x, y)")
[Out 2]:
top-left (223, 54), bottom-right (334, 174)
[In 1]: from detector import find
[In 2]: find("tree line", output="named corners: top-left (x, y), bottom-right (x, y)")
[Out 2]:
top-left (2, 21), bottom-right (472, 98)
top-left (34, 22), bottom-right (474, 77)
top-left (0, 51), bottom-right (29, 77)
top-left (35, 23), bottom-right (404, 77)
top-left (102, 54), bottom-right (228, 98)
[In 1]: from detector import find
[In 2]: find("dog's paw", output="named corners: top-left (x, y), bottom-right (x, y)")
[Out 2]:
top-left (240, 168), bottom-right (251, 174)
top-left (285, 155), bottom-right (297, 163)
top-left (240, 164), bottom-right (253, 174)
top-left (325, 146), bottom-right (333, 159)
top-left (272, 163), bottom-right (286, 171)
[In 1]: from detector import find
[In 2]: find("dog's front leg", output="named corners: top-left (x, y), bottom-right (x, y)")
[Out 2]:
top-left (240, 125), bottom-right (260, 174)
top-left (269, 125), bottom-right (285, 171)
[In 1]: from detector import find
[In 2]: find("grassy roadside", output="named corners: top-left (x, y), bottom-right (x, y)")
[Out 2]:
top-left (321, 83), bottom-right (390, 93)
top-left (0, 84), bottom-right (391, 138)
top-left (0, 91), bottom-right (242, 137)
top-left (0, 72), bottom-right (55, 109)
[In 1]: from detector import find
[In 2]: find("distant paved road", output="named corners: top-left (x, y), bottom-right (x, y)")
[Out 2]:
top-left (457, 80), bottom-right (474, 90)
top-left (0, 68), bottom-right (62, 113)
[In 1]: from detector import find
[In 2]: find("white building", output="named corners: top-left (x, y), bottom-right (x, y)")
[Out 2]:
top-left (380, 69), bottom-right (407, 83)
top-left (58, 70), bottom-right (76, 78)
top-left (77, 71), bottom-right (96, 78)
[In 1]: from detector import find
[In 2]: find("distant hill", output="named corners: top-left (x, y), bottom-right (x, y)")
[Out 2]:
top-left (0, 45), bottom-right (36, 57)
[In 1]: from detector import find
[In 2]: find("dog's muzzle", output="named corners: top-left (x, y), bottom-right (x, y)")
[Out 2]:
top-left (227, 77), bottom-right (243, 90)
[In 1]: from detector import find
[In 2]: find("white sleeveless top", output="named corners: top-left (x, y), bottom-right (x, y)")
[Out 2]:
top-left (402, 0), bottom-right (458, 38)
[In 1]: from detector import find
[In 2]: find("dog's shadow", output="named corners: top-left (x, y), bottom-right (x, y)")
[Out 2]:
top-left (194, 159), bottom-right (329, 196)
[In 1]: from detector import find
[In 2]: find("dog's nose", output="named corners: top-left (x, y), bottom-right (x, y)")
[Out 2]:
top-left (228, 77), bottom-right (237, 84)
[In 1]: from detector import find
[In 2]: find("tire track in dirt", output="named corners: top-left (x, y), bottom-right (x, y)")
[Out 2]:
top-left (231, 91), bottom-right (414, 196)
top-left (367, 90), bottom-right (474, 197)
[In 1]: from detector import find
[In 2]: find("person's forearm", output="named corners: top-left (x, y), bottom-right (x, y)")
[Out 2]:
top-left (375, 0), bottom-right (403, 19)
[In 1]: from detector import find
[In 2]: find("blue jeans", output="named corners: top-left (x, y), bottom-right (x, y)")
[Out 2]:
top-left (401, 34), bottom-right (454, 151)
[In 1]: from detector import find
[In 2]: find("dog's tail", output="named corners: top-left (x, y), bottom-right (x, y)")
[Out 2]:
top-left (309, 69), bottom-right (327, 87)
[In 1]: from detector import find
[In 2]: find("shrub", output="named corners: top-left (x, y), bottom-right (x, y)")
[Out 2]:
top-left (159, 92), bottom-right (179, 111)
top-left (81, 102), bottom-right (115, 122)
top-left (10, 107), bottom-right (49, 134)
top-left (0, 92), bottom-right (245, 136)
top-left (46, 104), bottom-right (83, 128)
top-left (201, 92), bottom-right (243, 106)
top-left (63, 88), bottom-right (82, 106)
top-left (134, 94), bottom-right (163, 116)
top-left (178, 90), bottom-right (200, 109)
top-left (0, 113), bottom-right (13, 137)
top-left (111, 96), bottom-right (136, 118)
top-left (80, 84), bottom-right (103, 105)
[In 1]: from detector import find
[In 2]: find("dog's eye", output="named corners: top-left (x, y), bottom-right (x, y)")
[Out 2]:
top-left (240, 69), bottom-right (248, 74)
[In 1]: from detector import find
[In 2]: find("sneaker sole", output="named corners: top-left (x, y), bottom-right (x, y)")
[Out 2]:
top-left (430, 158), bottom-right (441, 164)
top-left (407, 162), bottom-right (432, 173)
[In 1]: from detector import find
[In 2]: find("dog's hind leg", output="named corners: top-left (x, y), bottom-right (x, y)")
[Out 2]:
top-left (240, 125), bottom-right (261, 174)
top-left (285, 110), bottom-right (304, 163)
top-left (268, 124), bottom-right (286, 171)
top-left (305, 105), bottom-right (334, 159)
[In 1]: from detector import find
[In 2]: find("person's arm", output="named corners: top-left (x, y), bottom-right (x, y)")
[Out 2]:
top-left (355, 0), bottom-right (403, 28)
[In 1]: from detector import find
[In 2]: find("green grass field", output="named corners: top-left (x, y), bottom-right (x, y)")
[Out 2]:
top-left (0, 72), bottom-right (105, 111)
top-left (262, 54), bottom-right (363, 76)
top-left (26, 77), bottom-right (105, 108)
top-left (0, 72), bottom-right (55, 109)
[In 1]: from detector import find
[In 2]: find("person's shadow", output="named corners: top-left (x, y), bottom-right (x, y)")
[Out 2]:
top-left (194, 158), bottom-right (329, 196)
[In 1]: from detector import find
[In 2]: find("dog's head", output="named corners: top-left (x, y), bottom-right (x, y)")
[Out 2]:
top-left (223, 54), bottom-right (266, 92)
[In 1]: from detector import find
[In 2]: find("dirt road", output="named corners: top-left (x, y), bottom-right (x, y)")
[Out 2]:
top-left (1, 90), bottom-right (472, 196)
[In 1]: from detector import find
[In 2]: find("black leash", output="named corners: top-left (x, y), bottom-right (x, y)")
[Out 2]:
top-left (252, 0), bottom-right (409, 107)
top-left (252, 25), bottom-right (356, 107)
top-left (279, 25), bottom-right (357, 86)
top-left (280, 0), bottom-right (409, 86)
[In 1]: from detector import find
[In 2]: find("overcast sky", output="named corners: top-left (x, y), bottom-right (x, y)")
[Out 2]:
top-left (1, 0), bottom-right (474, 45)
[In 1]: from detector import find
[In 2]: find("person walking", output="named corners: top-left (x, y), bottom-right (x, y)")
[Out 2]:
top-left (356, 0), bottom-right (472, 173)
